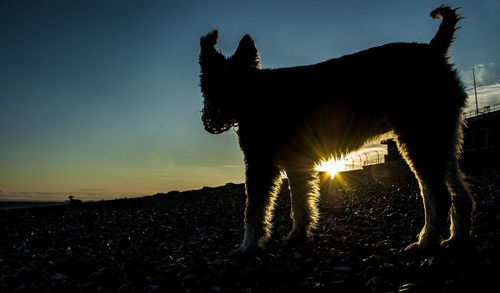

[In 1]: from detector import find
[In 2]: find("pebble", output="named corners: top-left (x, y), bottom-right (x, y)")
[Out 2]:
top-left (183, 274), bottom-right (194, 281)
top-left (365, 276), bottom-right (381, 288)
top-left (144, 285), bottom-right (161, 292)
top-left (398, 283), bottom-right (416, 292)
top-left (292, 252), bottom-right (302, 260)
top-left (52, 273), bottom-right (67, 281)
top-left (212, 258), bottom-right (228, 266)
top-left (333, 265), bottom-right (352, 272)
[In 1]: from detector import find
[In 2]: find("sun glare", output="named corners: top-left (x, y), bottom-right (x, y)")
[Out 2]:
top-left (316, 157), bottom-right (349, 179)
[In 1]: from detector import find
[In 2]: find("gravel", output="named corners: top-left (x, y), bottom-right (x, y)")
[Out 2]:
top-left (1, 167), bottom-right (499, 292)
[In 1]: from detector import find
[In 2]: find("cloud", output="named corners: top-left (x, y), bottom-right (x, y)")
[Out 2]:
top-left (79, 188), bottom-right (107, 192)
top-left (214, 165), bottom-right (241, 168)
top-left (459, 63), bottom-right (500, 112)
top-left (465, 83), bottom-right (500, 112)
top-left (0, 191), bottom-right (68, 202)
top-left (461, 63), bottom-right (500, 87)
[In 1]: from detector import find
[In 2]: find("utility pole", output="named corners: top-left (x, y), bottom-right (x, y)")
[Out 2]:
top-left (473, 66), bottom-right (479, 115)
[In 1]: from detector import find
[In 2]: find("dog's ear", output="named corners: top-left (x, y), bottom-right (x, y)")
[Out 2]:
top-left (200, 30), bottom-right (218, 50)
top-left (199, 30), bottom-right (225, 68)
top-left (233, 34), bottom-right (260, 69)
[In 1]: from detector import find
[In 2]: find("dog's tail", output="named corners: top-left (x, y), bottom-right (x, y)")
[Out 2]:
top-left (429, 6), bottom-right (462, 56)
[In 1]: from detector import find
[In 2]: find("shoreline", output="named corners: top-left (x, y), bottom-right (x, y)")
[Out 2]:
top-left (0, 201), bottom-right (66, 211)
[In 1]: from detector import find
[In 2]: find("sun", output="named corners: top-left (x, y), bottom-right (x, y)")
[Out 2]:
top-left (316, 157), bottom-right (348, 179)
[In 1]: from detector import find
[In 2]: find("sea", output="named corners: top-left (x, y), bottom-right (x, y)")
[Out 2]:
top-left (0, 201), bottom-right (65, 211)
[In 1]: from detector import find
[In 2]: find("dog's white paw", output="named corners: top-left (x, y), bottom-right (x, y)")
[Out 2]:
top-left (235, 226), bottom-right (264, 255)
top-left (403, 239), bottom-right (440, 256)
top-left (229, 241), bottom-right (261, 258)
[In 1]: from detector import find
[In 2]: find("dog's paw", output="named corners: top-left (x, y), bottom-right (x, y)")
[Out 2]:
top-left (403, 242), bottom-right (425, 254)
top-left (441, 235), bottom-right (472, 251)
top-left (228, 247), bottom-right (246, 258)
top-left (229, 243), bottom-right (262, 259)
top-left (284, 230), bottom-right (310, 246)
top-left (402, 241), bottom-right (439, 257)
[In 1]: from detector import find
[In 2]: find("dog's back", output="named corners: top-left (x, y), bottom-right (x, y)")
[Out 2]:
top-left (243, 44), bottom-right (463, 160)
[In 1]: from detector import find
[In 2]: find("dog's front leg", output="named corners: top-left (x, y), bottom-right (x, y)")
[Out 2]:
top-left (285, 168), bottom-right (320, 243)
top-left (240, 158), bottom-right (281, 253)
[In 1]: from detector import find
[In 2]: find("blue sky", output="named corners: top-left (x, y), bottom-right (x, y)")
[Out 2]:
top-left (1, 0), bottom-right (499, 201)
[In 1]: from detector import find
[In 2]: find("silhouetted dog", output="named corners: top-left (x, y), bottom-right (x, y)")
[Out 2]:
top-left (199, 6), bottom-right (474, 254)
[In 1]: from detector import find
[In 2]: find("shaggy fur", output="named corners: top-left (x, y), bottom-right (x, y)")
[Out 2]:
top-left (199, 6), bottom-right (475, 254)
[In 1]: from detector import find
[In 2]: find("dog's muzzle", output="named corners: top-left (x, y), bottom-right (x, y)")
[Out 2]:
top-left (202, 109), bottom-right (235, 134)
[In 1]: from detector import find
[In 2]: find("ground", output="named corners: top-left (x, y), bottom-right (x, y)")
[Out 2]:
top-left (0, 166), bottom-right (499, 292)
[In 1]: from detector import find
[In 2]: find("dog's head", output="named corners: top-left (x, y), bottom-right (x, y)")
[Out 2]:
top-left (199, 30), bottom-right (260, 134)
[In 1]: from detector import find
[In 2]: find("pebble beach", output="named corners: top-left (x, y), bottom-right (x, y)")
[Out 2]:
top-left (1, 166), bottom-right (499, 292)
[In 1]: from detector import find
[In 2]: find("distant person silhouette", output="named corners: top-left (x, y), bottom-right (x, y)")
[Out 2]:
top-left (68, 195), bottom-right (82, 205)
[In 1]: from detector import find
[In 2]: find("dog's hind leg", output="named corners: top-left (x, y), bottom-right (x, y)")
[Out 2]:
top-left (443, 152), bottom-right (475, 247)
top-left (396, 133), bottom-right (452, 252)
top-left (240, 157), bottom-right (281, 253)
top-left (285, 167), bottom-right (320, 243)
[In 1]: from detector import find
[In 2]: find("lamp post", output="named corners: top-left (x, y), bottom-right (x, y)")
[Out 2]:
top-left (473, 66), bottom-right (479, 115)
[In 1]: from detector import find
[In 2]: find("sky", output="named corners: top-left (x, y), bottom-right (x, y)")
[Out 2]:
top-left (1, 0), bottom-right (499, 201)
